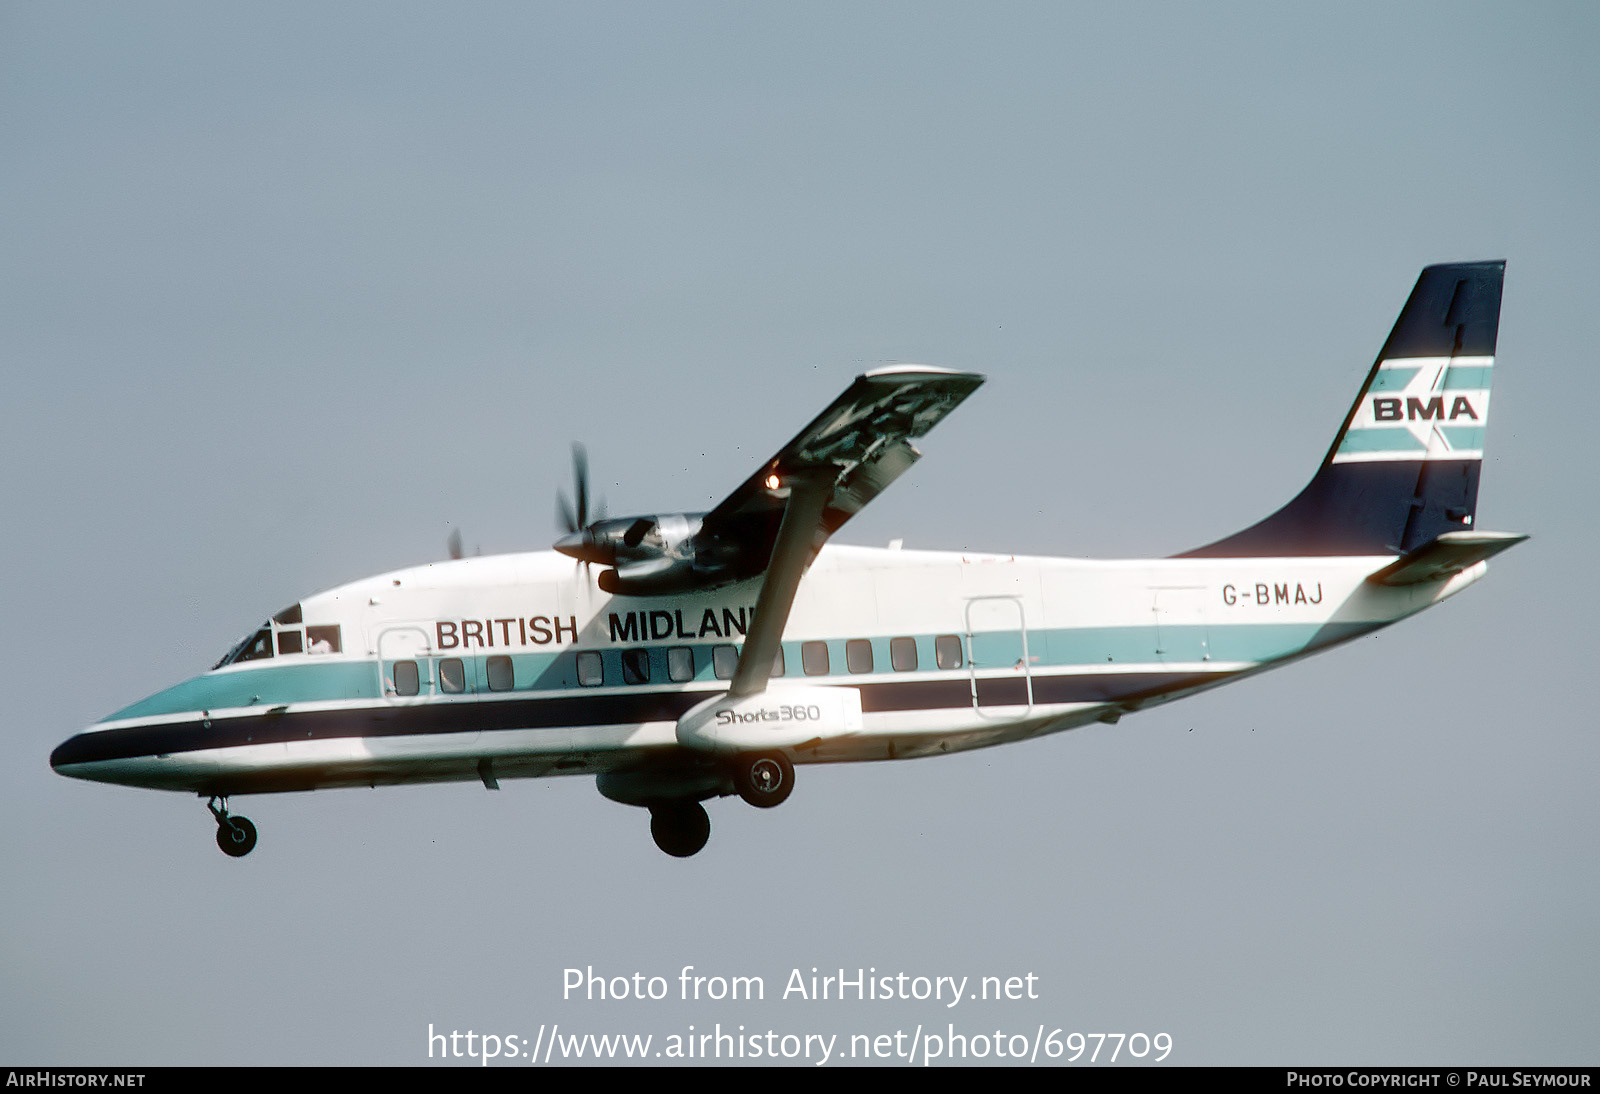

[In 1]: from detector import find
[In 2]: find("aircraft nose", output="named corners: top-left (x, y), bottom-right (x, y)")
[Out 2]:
top-left (52, 715), bottom-right (133, 776)
top-left (50, 727), bottom-right (99, 776)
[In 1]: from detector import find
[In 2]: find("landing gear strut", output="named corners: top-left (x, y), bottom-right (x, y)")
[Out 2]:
top-left (649, 802), bottom-right (711, 857)
top-left (207, 796), bottom-right (257, 858)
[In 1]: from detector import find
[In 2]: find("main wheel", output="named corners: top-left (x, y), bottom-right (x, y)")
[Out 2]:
top-left (216, 816), bottom-right (258, 858)
top-left (732, 751), bottom-right (794, 809)
top-left (649, 803), bottom-right (711, 858)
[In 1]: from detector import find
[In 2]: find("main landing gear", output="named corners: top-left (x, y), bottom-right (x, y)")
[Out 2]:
top-left (636, 752), bottom-right (798, 857)
top-left (207, 796), bottom-right (257, 858)
top-left (649, 801), bottom-right (711, 858)
top-left (730, 751), bottom-right (794, 809)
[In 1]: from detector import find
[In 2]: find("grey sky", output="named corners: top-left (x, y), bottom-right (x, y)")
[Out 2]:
top-left (3, 2), bottom-right (1596, 1065)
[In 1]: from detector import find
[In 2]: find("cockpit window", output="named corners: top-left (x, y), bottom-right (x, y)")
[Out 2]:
top-left (216, 627), bottom-right (274, 668)
top-left (306, 625), bottom-right (341, 654)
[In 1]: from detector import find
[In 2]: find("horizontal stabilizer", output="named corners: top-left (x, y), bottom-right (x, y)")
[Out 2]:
top-left (1366, 531), bottom-right (1527, 586)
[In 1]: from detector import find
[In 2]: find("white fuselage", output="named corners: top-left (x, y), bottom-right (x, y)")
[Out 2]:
top-left (54, 543), bottom-right (1483, 797)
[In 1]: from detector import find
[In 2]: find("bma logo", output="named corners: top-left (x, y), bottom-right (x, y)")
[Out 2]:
top-left (1371, 396), bottom-right (1479, 422)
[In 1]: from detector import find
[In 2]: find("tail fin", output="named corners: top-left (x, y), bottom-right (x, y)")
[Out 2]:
top-left (1181, 261), bottom-right (1505, 558)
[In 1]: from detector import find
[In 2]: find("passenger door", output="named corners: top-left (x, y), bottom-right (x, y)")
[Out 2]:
top-left (964, 596), bottom-right (1034, 717)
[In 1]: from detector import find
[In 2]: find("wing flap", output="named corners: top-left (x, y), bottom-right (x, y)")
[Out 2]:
top-left (567, 367), bottom-right (980, 599)
top-left (703, 366), bottom-right (984, 559)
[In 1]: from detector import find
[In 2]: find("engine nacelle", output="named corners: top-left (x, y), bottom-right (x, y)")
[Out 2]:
top-left (561, 511), bottom-right (751, 595)
top-left (598, 555), bottom-right (701, 596)
top-left (676, 686), bottom-right (862, 753)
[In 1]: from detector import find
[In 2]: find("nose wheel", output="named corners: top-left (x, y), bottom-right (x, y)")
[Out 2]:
top-left (207, 796), bottom-right (258, 858)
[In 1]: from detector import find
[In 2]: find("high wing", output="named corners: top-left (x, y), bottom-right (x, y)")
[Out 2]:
top-left (557, 365), bottom-right (983, 601)
top-left (704, 365), bottom-right (985, 574)
top-left (554, 365), bottom-right (983, 687)
top-left (718, 365), bottom-right (984, 695)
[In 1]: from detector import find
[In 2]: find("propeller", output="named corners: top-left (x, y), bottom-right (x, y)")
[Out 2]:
top-left (445, 528), bottom-right (481, 559)
top-left (557, 444), bottom-right (591, 534)
top-left (555, 443), bottom-right (607, 576)
top-left (557, 443), bottom-right (608, 533)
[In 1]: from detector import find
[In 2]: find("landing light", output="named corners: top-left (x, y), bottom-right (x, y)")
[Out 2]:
top-left (765, 474), bottom-right (781, 490)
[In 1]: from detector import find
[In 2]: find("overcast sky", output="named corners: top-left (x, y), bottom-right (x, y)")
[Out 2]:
top-left (4, 1), bottom-right (1597, 1066)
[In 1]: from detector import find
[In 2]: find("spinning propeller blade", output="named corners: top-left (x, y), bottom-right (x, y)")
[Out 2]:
top-left (557, 444), bottom-right (590, 533)
top-left (556, 443), bottom-right (608, 577)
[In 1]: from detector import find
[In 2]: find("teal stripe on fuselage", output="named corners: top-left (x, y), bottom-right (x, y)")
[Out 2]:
top-left (109, 661), bottom-right (382, 719)
top-left (107, 620), bottom-right (1374, 720)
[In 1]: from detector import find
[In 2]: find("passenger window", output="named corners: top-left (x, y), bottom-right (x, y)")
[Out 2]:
top-left (306, 625), bottom-right (341, 654)
top-left (846, 639), bottom-right (874, 674)
top-left (487, 655), bottom-right (514, 691)
top-left (771, 646), bottom-right (786, 677)
top-left (276, 630), bottom-right (304, 656)
top-left (667, 647), bottom-right (695, 683)
top-left (890, 636), bottom-right (917, 671)
top-left (393, 660), bottom-right (420, 696)
top-left (712, 645), bottom-right (739, 681)
top-left (802, 641), bottom-right (830, 676)
top-left (621, 648), bottom-right (651, 685)
top-left (438, 658), bottom-right (466, 694)
top-left (577, 651), bottom-right (604, 687)
top-left (935, 634), bottom-right (963, 670)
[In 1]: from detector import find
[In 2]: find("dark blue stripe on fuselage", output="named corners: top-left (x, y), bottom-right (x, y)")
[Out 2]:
top-left (52, 669), bottom-right (1232, 768)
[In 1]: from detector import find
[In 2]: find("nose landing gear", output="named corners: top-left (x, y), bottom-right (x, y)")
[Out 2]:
top-left (207, 796), bottom-right (258, 858)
